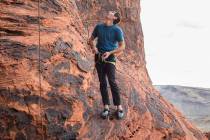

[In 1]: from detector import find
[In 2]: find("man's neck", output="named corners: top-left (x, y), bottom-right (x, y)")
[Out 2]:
top-left (104, 20), bottom-right (113, 26)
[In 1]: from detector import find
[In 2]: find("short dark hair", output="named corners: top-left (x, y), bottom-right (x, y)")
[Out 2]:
top-left (113, 12), bottom-right (121, 25)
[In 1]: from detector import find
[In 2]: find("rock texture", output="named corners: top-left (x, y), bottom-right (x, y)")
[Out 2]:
top-left (205, 132), bottom-right (210, 140)
top-left (0, 0), bottom-right (207, 140)
top-left (156, 85), bottom-right (210, 133)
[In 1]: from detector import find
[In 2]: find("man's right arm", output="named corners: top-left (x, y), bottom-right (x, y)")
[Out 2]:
top-left (87, 24), bottom-right (98, 53)
top-left (87, 36), bottom-right (97, 53)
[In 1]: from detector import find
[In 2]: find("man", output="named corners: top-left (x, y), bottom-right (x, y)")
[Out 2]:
top-left (88, 11), bottom-right (126, 119)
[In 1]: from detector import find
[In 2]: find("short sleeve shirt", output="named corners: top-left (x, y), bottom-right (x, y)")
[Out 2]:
top-left (91, 23), bottom-right (124, 53)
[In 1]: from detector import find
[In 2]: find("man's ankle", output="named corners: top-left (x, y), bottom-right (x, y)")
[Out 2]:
top-left (104, 105), bottom-right (109, 110)
top-left (117, 105), bottom-right (123, 111)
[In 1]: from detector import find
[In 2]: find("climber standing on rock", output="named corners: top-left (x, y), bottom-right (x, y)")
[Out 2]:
top-left (88, 11), bottom-right (126, 119)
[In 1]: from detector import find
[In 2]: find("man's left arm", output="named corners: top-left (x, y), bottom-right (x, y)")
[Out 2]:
top-left (102, 40), bottom-right (125, 59)
top-left (110, 40), bottom-right (125, 56)
top-left (103, 28), bottom-right (125, 59)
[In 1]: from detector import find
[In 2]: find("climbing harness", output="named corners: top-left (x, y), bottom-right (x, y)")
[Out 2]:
top-left (95, 52), bottom-right (116, 66)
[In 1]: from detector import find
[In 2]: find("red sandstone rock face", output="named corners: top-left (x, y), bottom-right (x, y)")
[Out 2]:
top-left (205, 132), bottom-right (210, 140)
top-left (0, 0), bottom-right (207, 140)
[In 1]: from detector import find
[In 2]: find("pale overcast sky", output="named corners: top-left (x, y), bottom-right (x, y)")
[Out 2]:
top-left (141, 0), bottom-right (210, 88)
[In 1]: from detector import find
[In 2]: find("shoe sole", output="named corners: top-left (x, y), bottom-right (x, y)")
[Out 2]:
top-left (101, 115), bottom-right (109, 119)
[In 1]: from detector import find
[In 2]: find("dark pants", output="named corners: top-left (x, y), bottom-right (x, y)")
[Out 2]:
top-left (95, 61), bottom-right (121, 106)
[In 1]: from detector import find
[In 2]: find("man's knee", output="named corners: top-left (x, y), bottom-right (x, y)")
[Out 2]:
top-left (109, 80), bottom-right (119, 90)
top-left (99, 80), bottom-right (107, 87)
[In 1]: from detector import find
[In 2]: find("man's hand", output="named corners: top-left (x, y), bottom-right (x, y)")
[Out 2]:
top-left (87, 39), bottom-right (93, 47)
top-left (92, 47), bottom-right (98, 54)
top-left (102, 51), bottom-right (111, 60)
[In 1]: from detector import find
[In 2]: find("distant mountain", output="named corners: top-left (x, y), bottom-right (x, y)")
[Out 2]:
top-left (155, 85), bottom-right (210, 132)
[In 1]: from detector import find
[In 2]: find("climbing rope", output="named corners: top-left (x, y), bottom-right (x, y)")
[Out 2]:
top-left (37, 0), bottom-right (44, 139)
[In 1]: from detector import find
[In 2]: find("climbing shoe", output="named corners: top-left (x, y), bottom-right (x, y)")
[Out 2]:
top-left (100, 108), bottom-right (110, 119)
top-left (116, 109), bottom-right (124, 120)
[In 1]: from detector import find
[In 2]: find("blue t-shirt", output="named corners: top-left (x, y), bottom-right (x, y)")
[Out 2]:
top-left (91, 23), bottom-right (124, 53)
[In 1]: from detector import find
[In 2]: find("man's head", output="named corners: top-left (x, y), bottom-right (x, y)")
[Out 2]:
top-left (105, 11), bottom-right (121, 25)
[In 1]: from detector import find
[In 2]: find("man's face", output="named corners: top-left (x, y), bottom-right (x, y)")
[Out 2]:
top-left (105, 11), bottom-right (116, 21)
